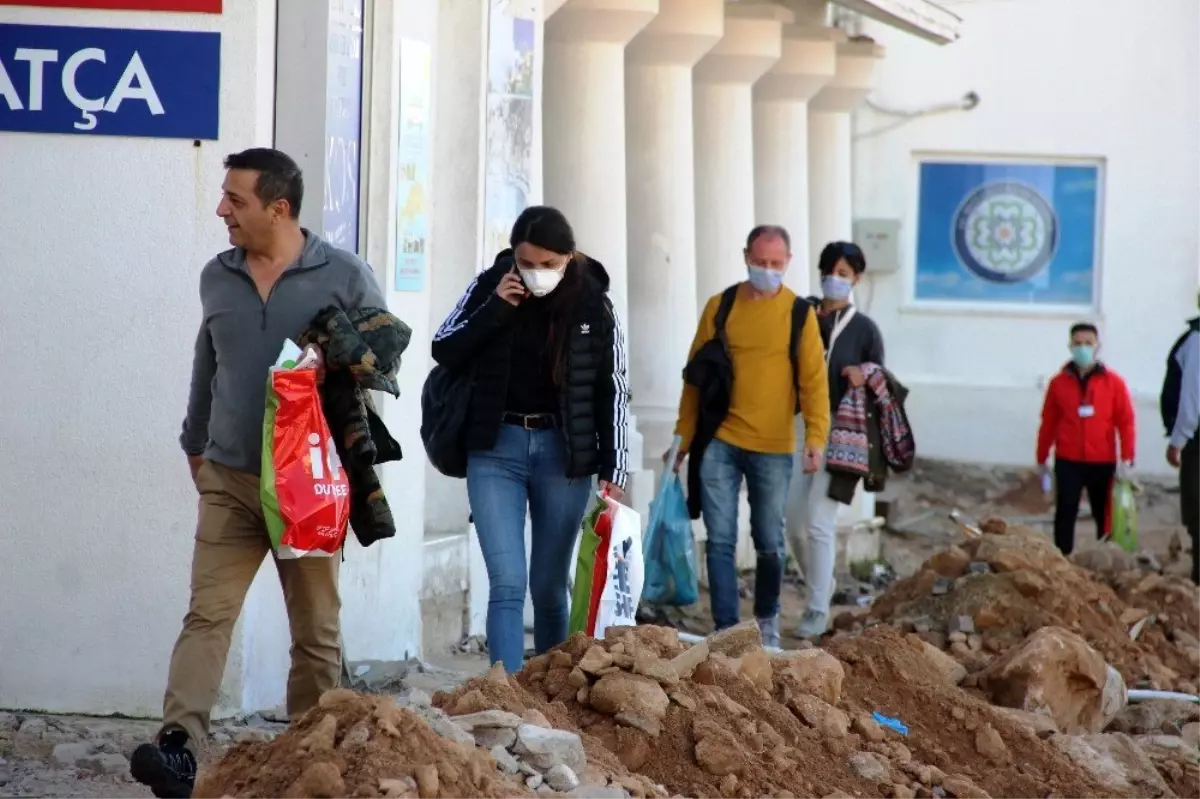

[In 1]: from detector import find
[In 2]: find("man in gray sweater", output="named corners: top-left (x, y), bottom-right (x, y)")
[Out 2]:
top-left (131, 148), bottom-right (387, 799)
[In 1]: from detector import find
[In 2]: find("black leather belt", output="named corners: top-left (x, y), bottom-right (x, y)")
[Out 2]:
top-left (502, 412), bottom-right (558, 430)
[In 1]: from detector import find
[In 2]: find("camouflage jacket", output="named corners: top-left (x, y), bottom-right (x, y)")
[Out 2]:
top-left (300, 306), bottom-right (412, 548)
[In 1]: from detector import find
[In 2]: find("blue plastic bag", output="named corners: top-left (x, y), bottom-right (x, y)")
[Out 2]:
top-left (642, 447), bottom-right (699, 606)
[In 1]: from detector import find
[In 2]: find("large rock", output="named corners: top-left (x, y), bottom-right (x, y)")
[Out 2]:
top-left (925, 546), bottom-right (970, 578)
top-left (588, 672), bottom-right (670, 720)
top-left (513, 725), bottom-right (587, 773)
top-left (772, 648), bottom-right (845, 704)
top-left (1135, 733), bottom-right (1200, 764)
top-left (977, 626), bottom-right (1126, 733)
top-left (668, 641), bottom-right (710, 680)
top-left (450, 709), bottom-right (524, 730)
top-left (1070, 543), bottom-right (1139, 577)
top-left (847, 752), bottom-right (890, 784)
top-left (989, 706), bottom-right (1059, 738)
top-left (1184, 722), bottom-right (1200, 747)
top-left (915, 639), bottom-right (967, 686)
top-left (964, 530), bottom-right (1069, 575)
top-left (1107, 699), bottom-right (1200, 735)
top-left (729, 648), bottom-right (773, 693)
top-left (632, 648), bottom-right (679, 688)
top-left (1052, 732), bottom-right (1174, 797)
top-left (941, 775), bottom-right (991, 798)
top-left (706, 620), bottom-right (763, 657)
top-left (692, 718), bottom-right (744, 777)
top-left (787, 694), bottom-right (850, 737)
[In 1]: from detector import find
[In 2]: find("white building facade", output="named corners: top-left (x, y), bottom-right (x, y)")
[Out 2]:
top-left (0, 0), bottom-right (1194, 718)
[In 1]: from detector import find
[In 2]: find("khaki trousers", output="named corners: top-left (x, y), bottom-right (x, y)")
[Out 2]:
top-left (160, 461), bottom-right (341, 747)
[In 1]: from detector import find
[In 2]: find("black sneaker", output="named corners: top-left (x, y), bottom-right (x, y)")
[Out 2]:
top-left (130, 729), bottom-right (197, 799)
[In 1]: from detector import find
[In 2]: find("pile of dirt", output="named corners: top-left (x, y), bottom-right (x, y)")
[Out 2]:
top-left (862, 519), bottom-right (1200, 694)
top-left (1100, 569), bottom-right (1200, 673)
top-left (192, 689), bottom-right (527, 799)
top-left (193, 516), bottom-right (1198, 799)
top-left (434, 622), bottom-right (1113, 798)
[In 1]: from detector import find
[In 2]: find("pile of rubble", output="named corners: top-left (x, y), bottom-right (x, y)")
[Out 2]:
top-left (194, 619), bottom-right (1118, 798)
top-left (194, 516), bottom-right (1199, 799)
top-left (193, 690), bottom-right (529, 798)
top-left (432, 621), bottom-right (1119, 799)
top-left (836, 517), bottom-right (1200, 797)
top-left (857, 518), bottom-right (1199, 694)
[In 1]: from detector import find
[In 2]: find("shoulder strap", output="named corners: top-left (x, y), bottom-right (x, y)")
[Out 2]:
top-left (714, 286), bottom-right (739, 338)
top-left (790, 297), bottom-right (812, 414)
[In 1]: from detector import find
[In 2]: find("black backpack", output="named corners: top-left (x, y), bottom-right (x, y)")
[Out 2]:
top-left (681, 286), bottom-right (811, 518)
top-left (699, 286), bottom-right (811, 409)
top-left (1161, 317), bottom-right (1200, 434)
top-left (420, 364), bottom-right (474, 478)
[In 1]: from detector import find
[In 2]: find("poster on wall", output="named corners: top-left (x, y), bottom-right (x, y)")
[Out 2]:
top-left (0, 23), bottom-right (220, 139)
top-left (0, 1), bottom-right (221, 10)
top-left (481, 0), bottom-right (536, 265)
top-left (394, 39), bottom-right (431, 293)
top-left (322, 0), bottom-right (364, 254)
top-left (914, 159), bottom-right (1102, 307)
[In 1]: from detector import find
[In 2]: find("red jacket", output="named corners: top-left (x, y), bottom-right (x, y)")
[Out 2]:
top-left (1037, 363), bottom-right (1135, 465)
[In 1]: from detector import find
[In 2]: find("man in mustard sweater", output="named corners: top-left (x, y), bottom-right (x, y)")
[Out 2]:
top-left (671, 225), bottom-right (830, 647)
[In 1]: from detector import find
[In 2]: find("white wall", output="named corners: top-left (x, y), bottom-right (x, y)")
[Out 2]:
top-left (350, 0), bottom-right (439, 664)
top-left (0, 0), bottom-right (439, 718)
top-left (0, 1), bottom-right (277, 715)
top-left (853, 0), bottom-right (1199, 475)
top-left (425, 0), bottom-right (486, 540)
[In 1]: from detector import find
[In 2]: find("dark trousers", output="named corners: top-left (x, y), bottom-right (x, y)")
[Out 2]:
top-left (1181, 437), bottom-right (1199, 584)
top-left (1054, 459), bottom-right (1116, 555)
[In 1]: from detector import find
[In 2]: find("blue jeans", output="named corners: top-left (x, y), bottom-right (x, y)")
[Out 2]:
top-left (467, 424), bottom-right (593, 672)
top-left (699, 437), bottom-right (794, 629)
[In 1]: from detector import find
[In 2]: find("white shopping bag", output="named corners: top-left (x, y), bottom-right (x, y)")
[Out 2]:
top-left (594, 498), bottom-right (644, 639)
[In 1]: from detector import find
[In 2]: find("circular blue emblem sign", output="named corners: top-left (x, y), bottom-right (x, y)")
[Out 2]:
top-left (952, 181), bottom-right (1059, 284)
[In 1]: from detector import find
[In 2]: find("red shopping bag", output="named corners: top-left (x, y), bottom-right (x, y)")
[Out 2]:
top-left (586, 499), bottom-right (615, 631)
top-left (261, 366), bottom-right (351, 558)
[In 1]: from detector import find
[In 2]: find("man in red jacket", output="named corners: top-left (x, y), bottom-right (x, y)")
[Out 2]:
top-left (1037, 322), bottom-right (1136, 554)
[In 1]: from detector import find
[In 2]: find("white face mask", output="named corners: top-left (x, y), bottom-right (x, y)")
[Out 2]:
top-left (518, 265), bottom-right (566, 297)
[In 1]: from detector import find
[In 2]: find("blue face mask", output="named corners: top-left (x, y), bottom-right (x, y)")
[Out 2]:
top-left (1070, 345), bottom-right (1095, 368)
top-left (822, 275), bottom-right (854, 302)
top-left (747, 265), bottom-right (783, 293)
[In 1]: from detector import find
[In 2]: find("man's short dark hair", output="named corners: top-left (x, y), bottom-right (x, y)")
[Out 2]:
top-left (223, 148), bottom-right (304, 219)
top-left (1070, 322), bottom-right (1099, 338)
top-left (817, 241), bottom-right (867, 276)
top-left (746, 224), bottom-right (791, 253)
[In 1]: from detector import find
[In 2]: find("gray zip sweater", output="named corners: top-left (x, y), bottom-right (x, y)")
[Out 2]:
top-left (180, 230), bottom-right (388, 474)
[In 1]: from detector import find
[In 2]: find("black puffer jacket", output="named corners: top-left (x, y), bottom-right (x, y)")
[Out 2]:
top-left (430, 251), bottom-right (631, 487)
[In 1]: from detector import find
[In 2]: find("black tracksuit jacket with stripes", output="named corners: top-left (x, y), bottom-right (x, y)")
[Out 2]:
top-left (431, 250), bottom-right (631, 488)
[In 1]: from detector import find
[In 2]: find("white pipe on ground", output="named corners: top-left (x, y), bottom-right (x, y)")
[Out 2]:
top-left (1127, 689), bottom-right (1200, 704)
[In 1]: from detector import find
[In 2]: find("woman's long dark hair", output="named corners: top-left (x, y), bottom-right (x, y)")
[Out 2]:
top-left (509, 206), bottom-right (587, 386)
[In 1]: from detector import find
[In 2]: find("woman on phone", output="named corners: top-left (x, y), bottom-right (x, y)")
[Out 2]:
top-left (431, 206), bottom-right (630, 672)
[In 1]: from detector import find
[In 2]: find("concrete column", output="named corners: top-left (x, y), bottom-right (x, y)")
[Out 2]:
top-left (752, 24), bottom-right (841, 296)
top-left (806, 38), bottom-right (883, 269)
top-left (624, 0), bottom-right (722, 461)
top-left (693, 3), bottom-right (786, 312)
top-left (806, 38), bottom-right (884, 528)
top-left (544, 0), bottom-right (657, 327)
top-left (544, 0), bottom-right (658, 511)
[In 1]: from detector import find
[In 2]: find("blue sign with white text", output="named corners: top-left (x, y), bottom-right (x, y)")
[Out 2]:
top-left (0, 23), bottom-right (220, 139)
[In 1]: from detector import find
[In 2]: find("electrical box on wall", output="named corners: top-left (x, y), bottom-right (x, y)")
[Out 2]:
top-left (852, 218), bottom-right (902, 274)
